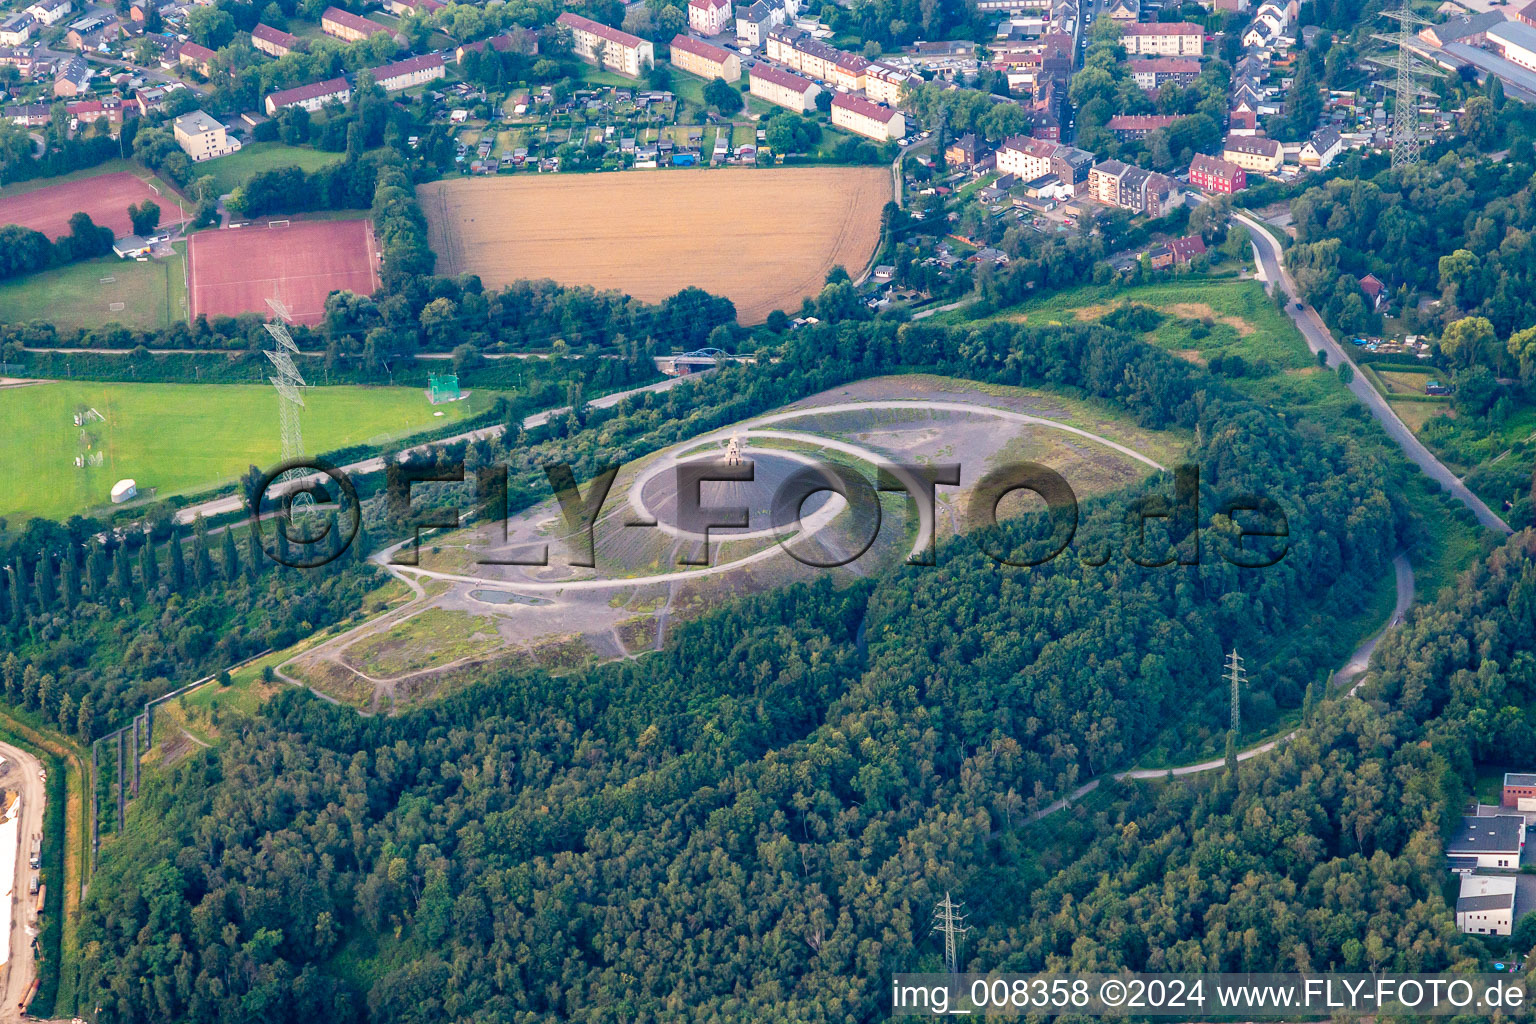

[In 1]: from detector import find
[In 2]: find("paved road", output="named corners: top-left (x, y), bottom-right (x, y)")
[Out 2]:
top-left (172, 373), bottom-right (704, 524)
top-left (1233, 209), bottom-right (1513, 535)
top-left (1029, 553), bottom-right (1415, 819)
top-left (0, 742), bottom-right (44, 1024)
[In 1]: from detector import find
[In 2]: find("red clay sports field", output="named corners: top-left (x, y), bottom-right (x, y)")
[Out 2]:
top-left (188, 219), bottom-right (381, 326)
top-left (0, 171), bottom-right (185, 240)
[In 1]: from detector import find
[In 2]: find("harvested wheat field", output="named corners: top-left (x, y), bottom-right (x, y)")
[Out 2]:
top-left (419, 167), bottom-right (890, 323)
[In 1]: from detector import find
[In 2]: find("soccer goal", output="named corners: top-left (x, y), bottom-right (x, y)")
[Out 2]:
top-left (268, 220), bottom-right (291, 229)
top-left (426, 372), bottom-right (463, 404)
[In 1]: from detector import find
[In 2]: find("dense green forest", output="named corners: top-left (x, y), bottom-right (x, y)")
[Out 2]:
top-left (67, 306), bottom-right (1415, 1022)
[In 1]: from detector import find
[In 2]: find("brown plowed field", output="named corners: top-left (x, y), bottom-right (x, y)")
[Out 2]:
top-left (187, 218), bottom-right (380, 325)
top-left (0, 171), bottom-right (184, 240)
top-left (419, 167), bottom-right (890, 324)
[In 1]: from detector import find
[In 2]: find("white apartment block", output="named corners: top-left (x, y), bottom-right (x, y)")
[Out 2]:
top-left (996, 134), bottom-right (1058, 178)
top-left (369, 53), bottom-right (446, 92)
top-left (1120, 22), bottom-right (1204, 55)
top-left (556, 12), bottom-right (654, 76)
top-left (831, 92), bottom-right (904, 141)
top-left (173, 109), bottom-right (241, 161)
top-left (864, 61), bottom-right (915, 105)
top-left (25, 0), bottom-right (71, 27)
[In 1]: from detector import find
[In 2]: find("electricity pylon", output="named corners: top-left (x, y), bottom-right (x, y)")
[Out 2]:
top-left (1381, 8), bottom-right (1434, 170)
top-left (1225, 648), bottom-right (1246, 734)
top-left (932, 892), bottom-right (970, 975)
top-left (264, 297), bottom-right (313, 519)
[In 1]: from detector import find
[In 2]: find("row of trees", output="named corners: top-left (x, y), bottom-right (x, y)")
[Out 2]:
top-left (0, 213), bottom-right (113, 282)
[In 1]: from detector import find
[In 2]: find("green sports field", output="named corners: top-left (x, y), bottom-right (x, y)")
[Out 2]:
top-left (202, 142), bottom-right (344, 196)
top-left (0, 247), bottom-right (187, 331)
top-left (0, 381), bottom-right (494, 522)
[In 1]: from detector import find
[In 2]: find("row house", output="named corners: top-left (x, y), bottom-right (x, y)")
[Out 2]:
top-left (1188, 152), bottom-right (1245, 193)
top-left (67, 96), bottom-right (123, 125)
top-left (251, 23), bottom-right (299, 57)
top-left (1105, 113), bottom-right (1180, 140)
top-left (53, 54), bottom-right (89, 96)
top-left (830, 92), bottom-right (903, 141)
top-left (670, 34), bottom-right (740, 81)
top-left (368, 52), bottom-right (445, 91)
top-left (321, 6), bottom-right (380, 42)
top-left (688, 0), bottom-right (732, 36)
top-left (766, 28), bottom-right (868, 90)
top-left (748, 61), bottom-right (818, 111)
top-left (5, 102), bottom-right (50, 125)
top-left (1128, 57), bottom-right (1200, 90)
top-left (556, 12), bottom-right (653, 77)
top-left (0, 47), bottom-right (36, 77)
top-left (264, 75), bottom-right (350, 114)
top-left (1120, 22), bottom-right (1204, 55)
top-left (1087, 159), bottom-right (1176, 215)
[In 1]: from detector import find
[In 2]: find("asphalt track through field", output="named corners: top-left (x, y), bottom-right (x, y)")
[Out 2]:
top-left (1231, 209), bottom-right (1511, 535)
top-left (0, 741), bottom-right (45, 1024)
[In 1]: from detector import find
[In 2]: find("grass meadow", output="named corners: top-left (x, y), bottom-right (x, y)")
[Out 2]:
top-left (0, 381), bottom-right (496, 522)
top-left (0, 246), bottom-right (187, 331)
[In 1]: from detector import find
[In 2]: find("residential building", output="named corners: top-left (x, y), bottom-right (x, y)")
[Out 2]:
top-left (1120, 22), bottom-right (1204, 55)
top-left (670, 34), bottom-right (740, 80)
top-left (996, 134), bottom-right (1058, 178)
top-left (135, 85), bottom-right (171, 114)
top-left (251, 23), bottom-right (299, 57)
top-left (1106, 113), bottom-right (1180, 140)
top-left (368, 52), bottom-right (445, 91)
top-left (0, 48), bottom-right (34, 77)
top-left (1188, 152), bottom-right (1246, 193)
top-left (1489, 21), bottom-right (1536, 72)
top-left (1128, 56), bottom-right (1200, 90)
top-left (1359, 273), bottom-right (1386, 310)
top-left (735, 0), bottom-right (779, 45)
top-left (1520, 0), bottom-right (1536, 29)
top-left (864, 61), bottom-right (915, 105)
top-left (4, 102), bottom-right (50, 126)
top-left (1105, 0), bottom-right (1138, 19)
top-left (830, 92), bottom-right (903, 140)
top-left (64, 13), bottom-right (116, 50)
top-left (688, 0), bottom-right (733, 36)
top-left (1222, 133), bottom-right (1282, 172)
top-left (455, 28), bottom-right (538, 62)
top-left (946, 132), bottom-right (981, 167)
top-left (1447, 815), bottom-right (1526, 869)
top-left (25, 0), bottom-right (70, 27)
top-left (1089, 159), bottom-right (1175, 214)
top-left (67, 97), bottom-right (123, 126)
top-left (1168, 233), bottom-right (1207, 264)
top-left (556, 12), bottom-right (653, 77)
top-left (320, 6), bottom-right (380, 42)
top-left (383, 0), bottom-right (444, 15)
top-left (264, 75), bottom-right (350, 114)
top-left (0, 13), bottom-right (34, 46)
top-left (1298, 126), bottom-right (1341, 168)
top-left (1456, 875), bottom-right (1517, 935)
top-left (767, 28), bottom-right (869, 90)
top-left (179, 40), bottom-right (216, 74)
top-left (173, 108), bottom-right (241, 160)
top-left (748, 61), bottom-right (818, 111)
top-left (1504, 772), bottom-right (1536, 810)
top-left (53, 54), bottom-right (89, 96)
top-left (1050, 145), bottom-right (1095, 194)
